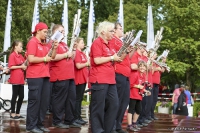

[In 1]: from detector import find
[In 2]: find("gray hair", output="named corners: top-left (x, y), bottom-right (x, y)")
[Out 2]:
top-left (96, 21), bottom-right (114, 36)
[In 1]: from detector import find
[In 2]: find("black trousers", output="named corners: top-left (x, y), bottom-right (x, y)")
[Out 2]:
top-left (74, 83), bottom-right (86, 120)
top-left (52, 79), bottom-right (76, 125)
top-left (11, 85), bottom-right (24, 114)
top-left (151, 84), bottom-right (159, 118)
top-left (47, 82), bottom-right (53, 112)
top-left (138, 87), bottom-right (153, 123)
top-left (114, 73), bottom-right (130, 130)
top-left (64, 79), bottom-right (76, 124)
top-left (91, 83), bottom-right (119, 133)
top-left (26, 78), bottom-right (50, 130)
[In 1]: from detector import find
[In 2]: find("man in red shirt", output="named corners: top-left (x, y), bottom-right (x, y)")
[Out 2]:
top-left (26, 22), bottom-right (58, 133)
top-left (109, 22), bottom-right (132, 133)
top-left (89, 21), bottom-right (121, 133)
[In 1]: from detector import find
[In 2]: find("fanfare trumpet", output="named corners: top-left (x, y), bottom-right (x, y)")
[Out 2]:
top-left (117, 30), bottom-right (135, 57)
top-left (154, 27), bottom-right (164, 51)
top-left (151, 59), bottom-right (170, 72)
top-left (69, 9), bottom-right (82, 52)
top-left (156, 49), bottom-right (169, 62)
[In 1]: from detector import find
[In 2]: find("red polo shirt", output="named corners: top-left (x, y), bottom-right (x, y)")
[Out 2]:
top-left (109, 36), bottom-right (131, 77)
top-left (130, 51), bottom-right (144, 75)
top-left (26, 37), bottom-right (51, 78)
top-left (152, 63), bottom-right (161, 84)
top-left (74, 49), bottom-right (89, 85)
top-left (89, 37), bottom-right (116, 84)
top-left (129, 71), bottom-right (145, 100)
top-left (49, 42), bottom-right (74, 82)
top-left (8, 52), bottom-right (25, 84)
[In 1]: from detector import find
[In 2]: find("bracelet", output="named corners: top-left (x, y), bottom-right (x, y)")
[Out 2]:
top-left (65, 53), bottom-right (68, 58)
top-left (86, 62), bottom-right (89, 67)
top-left (44, 57), bottom-right (47, 62)
top-left (110, 56), bottom-right (114, 61)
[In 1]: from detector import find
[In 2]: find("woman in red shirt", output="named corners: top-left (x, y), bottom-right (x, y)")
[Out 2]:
top-left (26, 22), bottom-right (57, 133)
top-left (127, 61), bottom-right (150, 132)
top-left (49, 24), bottom-right (81, 128)
top-left (8, 40), bottom-right (26, 119)
top-left (74, 38), bottom-right (89, 125)
top-left (89, 21), bottom-right (121, 133)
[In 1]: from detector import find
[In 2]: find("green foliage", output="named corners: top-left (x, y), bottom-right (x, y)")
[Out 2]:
top-left (193, 102), bottom-right (200, 117)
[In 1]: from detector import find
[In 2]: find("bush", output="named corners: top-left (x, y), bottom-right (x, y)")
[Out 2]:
top-left (155, 101), bottom-right (200, 117)
top-left (193, 102), bottom-right (200, 117)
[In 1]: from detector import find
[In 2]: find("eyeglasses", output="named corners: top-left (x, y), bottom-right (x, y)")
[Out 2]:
top-left (109, 30), bottom-right (115, 33)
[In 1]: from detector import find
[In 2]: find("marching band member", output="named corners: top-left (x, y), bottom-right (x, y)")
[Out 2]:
top-left (73, 38), bottom-right (89, 125)
top-left (130, 43), bottom-right (149, 127)
top-left (109, 22), bottom-right (131, 133)
top-left (49, 24), bottom-right (81, 129)
top-left (151, 53), bottom-right (165, 119)
top-left (89, 21), bottom-right (121, 133)
top-left (138, 50), bottom-right (154, 123)
top-left (26, 22), bottom-right (58, 133)
top-left (127, 61), bottom-right (150, 132)
top-left (8, 40), bottom-right (26, 119)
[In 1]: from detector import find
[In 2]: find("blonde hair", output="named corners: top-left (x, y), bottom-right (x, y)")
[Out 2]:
top-left (74, 37), bottom-right (84, 49)
top-left (96, 21), bottom-right (114, 36)
top-left (74, 37), bottom-right (84, 44)
top-left (52, 24), bottom-right (64, 35)
top-left (138, 60), bottom-right (147, 70)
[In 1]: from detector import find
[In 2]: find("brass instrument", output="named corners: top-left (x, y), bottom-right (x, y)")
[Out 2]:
top-left (151, 59), bottom-right (170, 72)
top-left (69, 9), bottom-right (82, 52)
top-left (117, 30), bottom-right (135, 57)
top-left (0, 49), bottom-right (10, 57)
top-left (130, 30), bottom-right (143, 47)
top-left (154, 27), bottom-right (164, 51)
top-left (156, 49), bottom-right (169, 62)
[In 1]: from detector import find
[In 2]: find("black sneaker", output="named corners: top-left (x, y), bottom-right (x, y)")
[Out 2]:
top-left (18, 115), bottom-right (25, 119)
top-left (38, 126), bottom-right (50, 132)
top-left (132, 124), bottom-right (141, 130)
top-left (116, 129), bottom-right (128, 133)
top-left (126, 125), bottom-right (139, 132)
top-left (26, 127), bottom-right (43, 133)
top-left (76, 119), bottom-right (88, 125)
top-left (144, 119), bottom-right (151, 124)
top-left (141, 123), bottom-right (148, 126)
top-left (52, 123), bottom-right (69, 129)
top-left (10, 116), bottom-right (19, 120)
top-left (152, 117), bottom-right (159, 120)
top-left (69, 122), bottom-right (81, 128)
top-left (136, 123), bottom-right (143, 128)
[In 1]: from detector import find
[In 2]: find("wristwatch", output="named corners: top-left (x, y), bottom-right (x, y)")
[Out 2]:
top-left (110, 56), bottom-right (114, 61)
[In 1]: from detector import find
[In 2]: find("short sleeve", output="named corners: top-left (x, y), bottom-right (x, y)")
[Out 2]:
top-left (27, 40), bottom-right (37, 56)
top-left (130, 73), bottom-right (138, 87)
top-left (130, 53), bottom-right (138, 64)
top-left (74, 50), bottom-right (82, 63)
top-left (8, 53), bottom-right (15, 67)
top-left (91, 40), bottom-right (102, 58)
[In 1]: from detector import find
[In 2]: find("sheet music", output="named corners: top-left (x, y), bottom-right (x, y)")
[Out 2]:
top-left (51, 31), bottom-right (64, 42)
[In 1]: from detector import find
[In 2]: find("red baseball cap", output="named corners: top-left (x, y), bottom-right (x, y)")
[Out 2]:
top-left (32, 22), bottom-right (48, 34)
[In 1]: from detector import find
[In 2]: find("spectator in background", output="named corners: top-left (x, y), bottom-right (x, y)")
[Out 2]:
top-left (172, 85), bottom-right (181, 114)
top-left (184, 86), bottom-right (192, 106)
top-left (176, 87), bottom-right (188, 116)
top-left (161, 84), bottom-right (170, 98)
